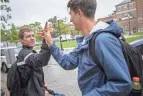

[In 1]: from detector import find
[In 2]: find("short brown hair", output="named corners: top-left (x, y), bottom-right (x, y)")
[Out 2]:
top-left (67, 0), bottom-right (97, 18)
top-left (19, 28), bottom-right (33, 39)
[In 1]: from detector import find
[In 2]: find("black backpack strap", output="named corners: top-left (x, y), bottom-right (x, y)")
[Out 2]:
top-left (89, 32), bottom-right (104, 72)
top-left (89, 31), bottom-right (123, 72)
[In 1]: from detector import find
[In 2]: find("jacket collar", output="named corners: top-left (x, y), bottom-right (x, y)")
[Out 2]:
top-left (76, 21), bottom-right (109, 47)
top-left (22, 45), bottom-right (33, 50)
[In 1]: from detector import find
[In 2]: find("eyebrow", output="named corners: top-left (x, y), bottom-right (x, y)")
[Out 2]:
top-left (26, 34), bottom-right (34, 37)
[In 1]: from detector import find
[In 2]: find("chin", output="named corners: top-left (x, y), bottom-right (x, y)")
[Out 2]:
top-left (74, 26), bottom-right (78, 30)
top-left (29, 44), bottom-right (35, 48)
top-left (74, 26), bottom-right (80, 31)
top-left (31, 45), bottom-right (35, 48)
top-left (75, 28), bottom-right (80, 31)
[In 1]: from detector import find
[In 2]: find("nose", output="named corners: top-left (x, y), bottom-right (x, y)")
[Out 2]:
top-left (30, 35), bottom-right (35, 40)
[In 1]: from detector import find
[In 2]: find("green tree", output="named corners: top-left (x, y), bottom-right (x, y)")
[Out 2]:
top-left (29, 22), bottom-right (42, 41)
top-left (0, 0), bottom-right (11, 29)
top-left (48, 16), bottom-right (58, 38)
top-left (8, 24), bottom-right (19, 44)
top-left (52, 18), bottom-right (70, 38)
top-left (29, 22), bottom-right (42, 33)
top-left (0, 29), bottom-right (9, 41)
top-left (48, 16), bottom-right (81, 39)
top-left (0, 0), bottom-right (12, 43)
top-left (48, 16), bottom-right (57, 25)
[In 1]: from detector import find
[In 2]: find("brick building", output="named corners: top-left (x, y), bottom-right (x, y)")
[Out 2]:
top-left (136, 0), bottom-right (143, 32)
top-left (97, 11), bottom-right (117, 22)
top-left (97, 0), bottom-right (143, 35)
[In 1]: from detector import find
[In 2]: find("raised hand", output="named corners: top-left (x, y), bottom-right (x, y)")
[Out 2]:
top-left (43, 22), bottom-right (53, 46)
top-left (38, 22), bottom-right (53, 46)
top-left (38, 30), bottom-right (45, 39)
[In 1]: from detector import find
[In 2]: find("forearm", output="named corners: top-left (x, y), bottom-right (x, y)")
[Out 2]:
top-left (24, 39), bottom-right (51, 68)
top-left (50, 43), bottom-right (78, 70)
top-left (83, 80), bottom-right (131, 96)
top-left (36, 39), bottom-right (51, 66)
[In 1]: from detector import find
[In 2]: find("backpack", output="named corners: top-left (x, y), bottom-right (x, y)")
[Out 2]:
top-left (7, 60), bottom-right (22, 96)
top-left (7, 58), bottom-right (65, 96)
top-left (89, 32), bottom-right (143, 95)
top-left (7, 55), bottom-right (33, 96)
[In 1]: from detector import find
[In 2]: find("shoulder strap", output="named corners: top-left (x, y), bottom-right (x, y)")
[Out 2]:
top-left (89, 32), bottom-right (104, 72)
top-left (89, 31), bottom-right (125, 72)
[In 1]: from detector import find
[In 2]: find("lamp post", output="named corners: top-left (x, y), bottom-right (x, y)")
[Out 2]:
top-left (57, 19), bottom-right (63, 50)
top-left (4, 32), bottom-right (8, 47)
top-left (70, 23), bottom-right (74, 40)
top-left (128, 14), bottom-right (131, 35)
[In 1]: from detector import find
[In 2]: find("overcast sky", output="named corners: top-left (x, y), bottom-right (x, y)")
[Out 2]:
top-left (8, 0), bottom-right (124, 27)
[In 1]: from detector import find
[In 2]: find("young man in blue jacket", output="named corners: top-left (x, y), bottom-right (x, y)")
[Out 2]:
top-left (43, 0), bottom-right (132, 95)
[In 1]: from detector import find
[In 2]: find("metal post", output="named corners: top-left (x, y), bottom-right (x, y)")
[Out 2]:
top-left (71, 29), bottom-right (73, 40)
top-left (58, 20), bottom-right (63, 50)
top-left (70, 24), bottom-right (74, 40)
top-left (128, 15), bottom-right (131, 35)
top-left (5, 32), bottom-right (8, 47)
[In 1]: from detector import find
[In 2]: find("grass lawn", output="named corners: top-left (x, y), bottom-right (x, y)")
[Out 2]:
top-left (33, 40), bottom-right (77, 50)
top-left (126, 35), bottom-right (143, 43)
top-left (33, 35), bottom-right (142, 50)
top-left (132, 32), bottom-right (143, 35)
top-left (56, 40), bottom-right (77, 48)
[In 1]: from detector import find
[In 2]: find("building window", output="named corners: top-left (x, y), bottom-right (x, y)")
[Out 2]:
top-left (120, 14), bottom-right (123, 19)
top-left (123, 13), bottom-right (128, 18)
top-left (123, 4), bottom-right (128, 10)
top-left (129, 2), bottom-right (134, 9)
top-left (120, 13), bottom-right (126, 18)
top-left (129, 11), bottom-right (136, 18)
top-left (120, 13), bottom-right (129, 20)
top-left (141, 28), bottom-right (143, 32)
top-left (123, 24), bottom-right (129, 32)
top-left (139, 28), bottom-right (143, 32)
top-left (133, 27), bottom-right (137, 33)
top-left (117, 6), bottom-right (121, 12)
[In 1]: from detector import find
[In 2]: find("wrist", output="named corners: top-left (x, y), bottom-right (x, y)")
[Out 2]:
top-left (47, 41), bottom-right (53, 47)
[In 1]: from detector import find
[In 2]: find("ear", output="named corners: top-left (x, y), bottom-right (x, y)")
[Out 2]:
top-left (77, 9), bottom-right (84, 17)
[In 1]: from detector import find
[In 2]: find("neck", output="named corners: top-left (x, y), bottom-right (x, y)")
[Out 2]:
top-left (80, 18), bottom-right (96, 36)
top-left (23, 45), bottom-right (33, 49)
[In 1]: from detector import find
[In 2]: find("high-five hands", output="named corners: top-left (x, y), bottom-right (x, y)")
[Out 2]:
top-left (38, 22), bottom-right (53, 47)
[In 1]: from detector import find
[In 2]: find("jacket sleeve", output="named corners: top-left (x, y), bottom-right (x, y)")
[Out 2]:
top-left (24, 39), bottom-right (51, 68)
top-left (49, 43), bottom-right (79, 70)
top-left (84, 33), bottom-right (132, 96)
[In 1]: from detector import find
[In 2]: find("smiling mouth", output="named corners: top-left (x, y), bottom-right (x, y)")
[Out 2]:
top-left (31, 42), bottom-right (35, 44)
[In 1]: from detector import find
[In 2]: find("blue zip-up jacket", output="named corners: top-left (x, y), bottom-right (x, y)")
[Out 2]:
top-left (50, 20), bottom-right (132, 96)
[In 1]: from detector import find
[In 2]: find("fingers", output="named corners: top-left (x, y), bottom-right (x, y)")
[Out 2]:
top-left (38, 23), bottom-right (53, 46)
top-left (38, 31), bottom-right (45, 38)
top-left (44, 23), bottom-right (52, 33)
top-left (44, 22), bottom-right (48, 31)
top-left (44, 83), bottom-right (48, 90)
top-left (44, 24), bottom-right (48, 32)
top-left (44, 90), bottom-right (50, 96)
top-left (48, 23), bottom-right (52, 32)
top-left (38, 31), bottom-right (43, 35)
